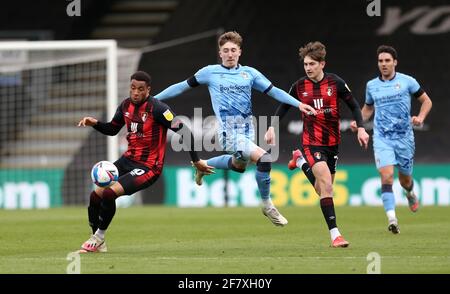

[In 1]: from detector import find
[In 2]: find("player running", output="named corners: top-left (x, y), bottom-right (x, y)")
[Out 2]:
top-left (265, 41), bottom-right (369, 247)
top-left (155, 31), bottom-right (316, 226)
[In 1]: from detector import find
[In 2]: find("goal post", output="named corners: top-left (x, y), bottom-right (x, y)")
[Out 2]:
top-left (0, 30), bottom-right (221, 209)
top-left (0, 40), bottom-right (140, 208)
top-left (0, 40), bottom-right (119, 162)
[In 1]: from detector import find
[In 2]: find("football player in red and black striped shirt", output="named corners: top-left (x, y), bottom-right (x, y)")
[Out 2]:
top-left (76, 71), bottom-right (213, 252)
top-left (265, 42), bottom-right (369, 248)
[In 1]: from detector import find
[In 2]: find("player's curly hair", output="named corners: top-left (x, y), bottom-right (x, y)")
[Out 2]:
top-left (130, 71), bottom-right (152, 86)
top-left (377, 45), bottom-right (397, 60)
top-left (218, 31), bottom-right (243, 48)
top-left (299, 41), bottom-right (326, 62)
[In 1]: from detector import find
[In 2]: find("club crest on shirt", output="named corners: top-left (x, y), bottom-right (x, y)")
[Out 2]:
top-left (240, 72), bottom-right (249, 79)
top-left (314, 152), bottom-right (321, 160)
top-left (140, 112), bottom-right (148, 122)
top-left (163, 109), bottom-right (174, 121)
top-left (395, 83), bottom-right (401, 90)
top-left (327, 87), bottom-right (333, 96)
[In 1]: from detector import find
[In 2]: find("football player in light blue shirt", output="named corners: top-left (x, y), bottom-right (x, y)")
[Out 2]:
top-left (155, 31), bottom-right (316, 226)
top-left (352, 45), bottom-right (432, 234)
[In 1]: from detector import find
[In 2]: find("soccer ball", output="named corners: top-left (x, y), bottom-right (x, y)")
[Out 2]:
top-left (91, 161), bottom-right (119, 187)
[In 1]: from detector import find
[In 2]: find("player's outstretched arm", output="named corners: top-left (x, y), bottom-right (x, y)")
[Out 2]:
top-left (78, 116), bottom-right (123, 136)
top-left (267, 86), bottom-right (317, 115)
top-left (159, 102), bottom-right (215, 175)
top-left (192, 159), bottom-right (215, 175)
top-left (177, 125), bottom-right (215, 174)
top-left (299, 103), bottom-right (317, 115)
top-left (154, 80), bottom-right (191, 100)
top-left (78, 116), bottom-right (97, 127)
top-left (266, 86), bottom-right (317, 115)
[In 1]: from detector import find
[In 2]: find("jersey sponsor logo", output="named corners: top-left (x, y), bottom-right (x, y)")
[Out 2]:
top-left (219, 84), bottom-right (250, 93)
top-left (313, 98), bottom-right (324, 109)
top-left (140, 112), bottom-right (148, 122)
top-left (131, 122), bottom-right (138, 133)
top-left (130, 168), bottom-right (145, 176)
top-left (327, 87), bottom-right (333, 96)
top-left (163, 109), bottom-right (174, 121)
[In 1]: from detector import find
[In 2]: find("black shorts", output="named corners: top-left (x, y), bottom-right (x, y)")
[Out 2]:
top-left (113, 156), bottom-right (160, 195)
top-left (301, 145), bottom-right (339, 174)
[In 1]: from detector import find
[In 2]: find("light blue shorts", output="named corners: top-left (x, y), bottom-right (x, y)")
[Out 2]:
top-left (219, 132), bottom-right (258, 164)
top-left (373, 135), bottom-right (415, 175)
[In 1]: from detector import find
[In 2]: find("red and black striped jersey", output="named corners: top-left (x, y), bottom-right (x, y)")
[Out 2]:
top-left (98, 96), bottom-right (177, 171)
top-left (289, 73), bottom-right (354, 146)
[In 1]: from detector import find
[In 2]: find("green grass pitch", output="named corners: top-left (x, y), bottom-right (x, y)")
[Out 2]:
top-left (0, 206), bottom-right (449, 274)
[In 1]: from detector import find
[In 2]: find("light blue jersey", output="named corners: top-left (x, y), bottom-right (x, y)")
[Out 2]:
top-left (155, 64), bottom-right (300, 159)
top-left (366, 72), bottom-right (421, 140)
top-left (365, 72), bottom-right (422, 175)
top-left (195, 64), bottom-right (269, 134)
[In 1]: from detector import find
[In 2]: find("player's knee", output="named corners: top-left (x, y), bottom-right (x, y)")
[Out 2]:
top-left (319, 181), bottom-right (333, 196)
top-left (380, 173), bottom-right (394, 184)
top-left (256, 153), bottom-right (272, 172)
top-left (324, 183), bottom-right (333, 196)
top-left (399, 176), bottom-right (412, 189)
top-left (102, 187), bottom-right (118, 200)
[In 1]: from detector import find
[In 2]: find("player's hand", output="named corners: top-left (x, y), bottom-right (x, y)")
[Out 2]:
top-left (411, 116), bottom-right (424, 127)
top-left (349, 120), bottom-right (358, 132)
top-left (78, 117), bottom-right (98, 127)
top-left (192, 160), bottom-right (215, 175)
top-left (299, 103), bottom-right (317, 116)
top-left (264, 127), bottom-right (276, 146)
top-left (357, 127), bottom-right (370, 149)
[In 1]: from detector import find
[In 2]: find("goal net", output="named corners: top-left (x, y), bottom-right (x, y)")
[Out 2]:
top-left (0, 40), bottom-right (141, 208)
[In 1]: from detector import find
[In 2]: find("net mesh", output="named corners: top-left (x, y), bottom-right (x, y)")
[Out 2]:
top-left (0, 44), bottom-right (140, 208)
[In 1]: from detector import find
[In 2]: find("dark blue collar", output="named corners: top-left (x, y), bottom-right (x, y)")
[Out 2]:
top-left (378, 72), bottom-right (396, 82)
top-left (221, 64), bottom-right (240, 70)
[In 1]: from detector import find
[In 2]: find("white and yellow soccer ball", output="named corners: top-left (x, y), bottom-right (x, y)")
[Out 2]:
top-left (90, 161), bottom-right (119, 187)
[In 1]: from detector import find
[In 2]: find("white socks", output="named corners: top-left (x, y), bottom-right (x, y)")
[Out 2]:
top-left (330, 227), bottom-right (341, 241)
top-left (95, 229), bottom-right (106, 240)
top-left (386, 210), bottom-right (397, 222)
top-left (296, 156), bottom-right (306, 168)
